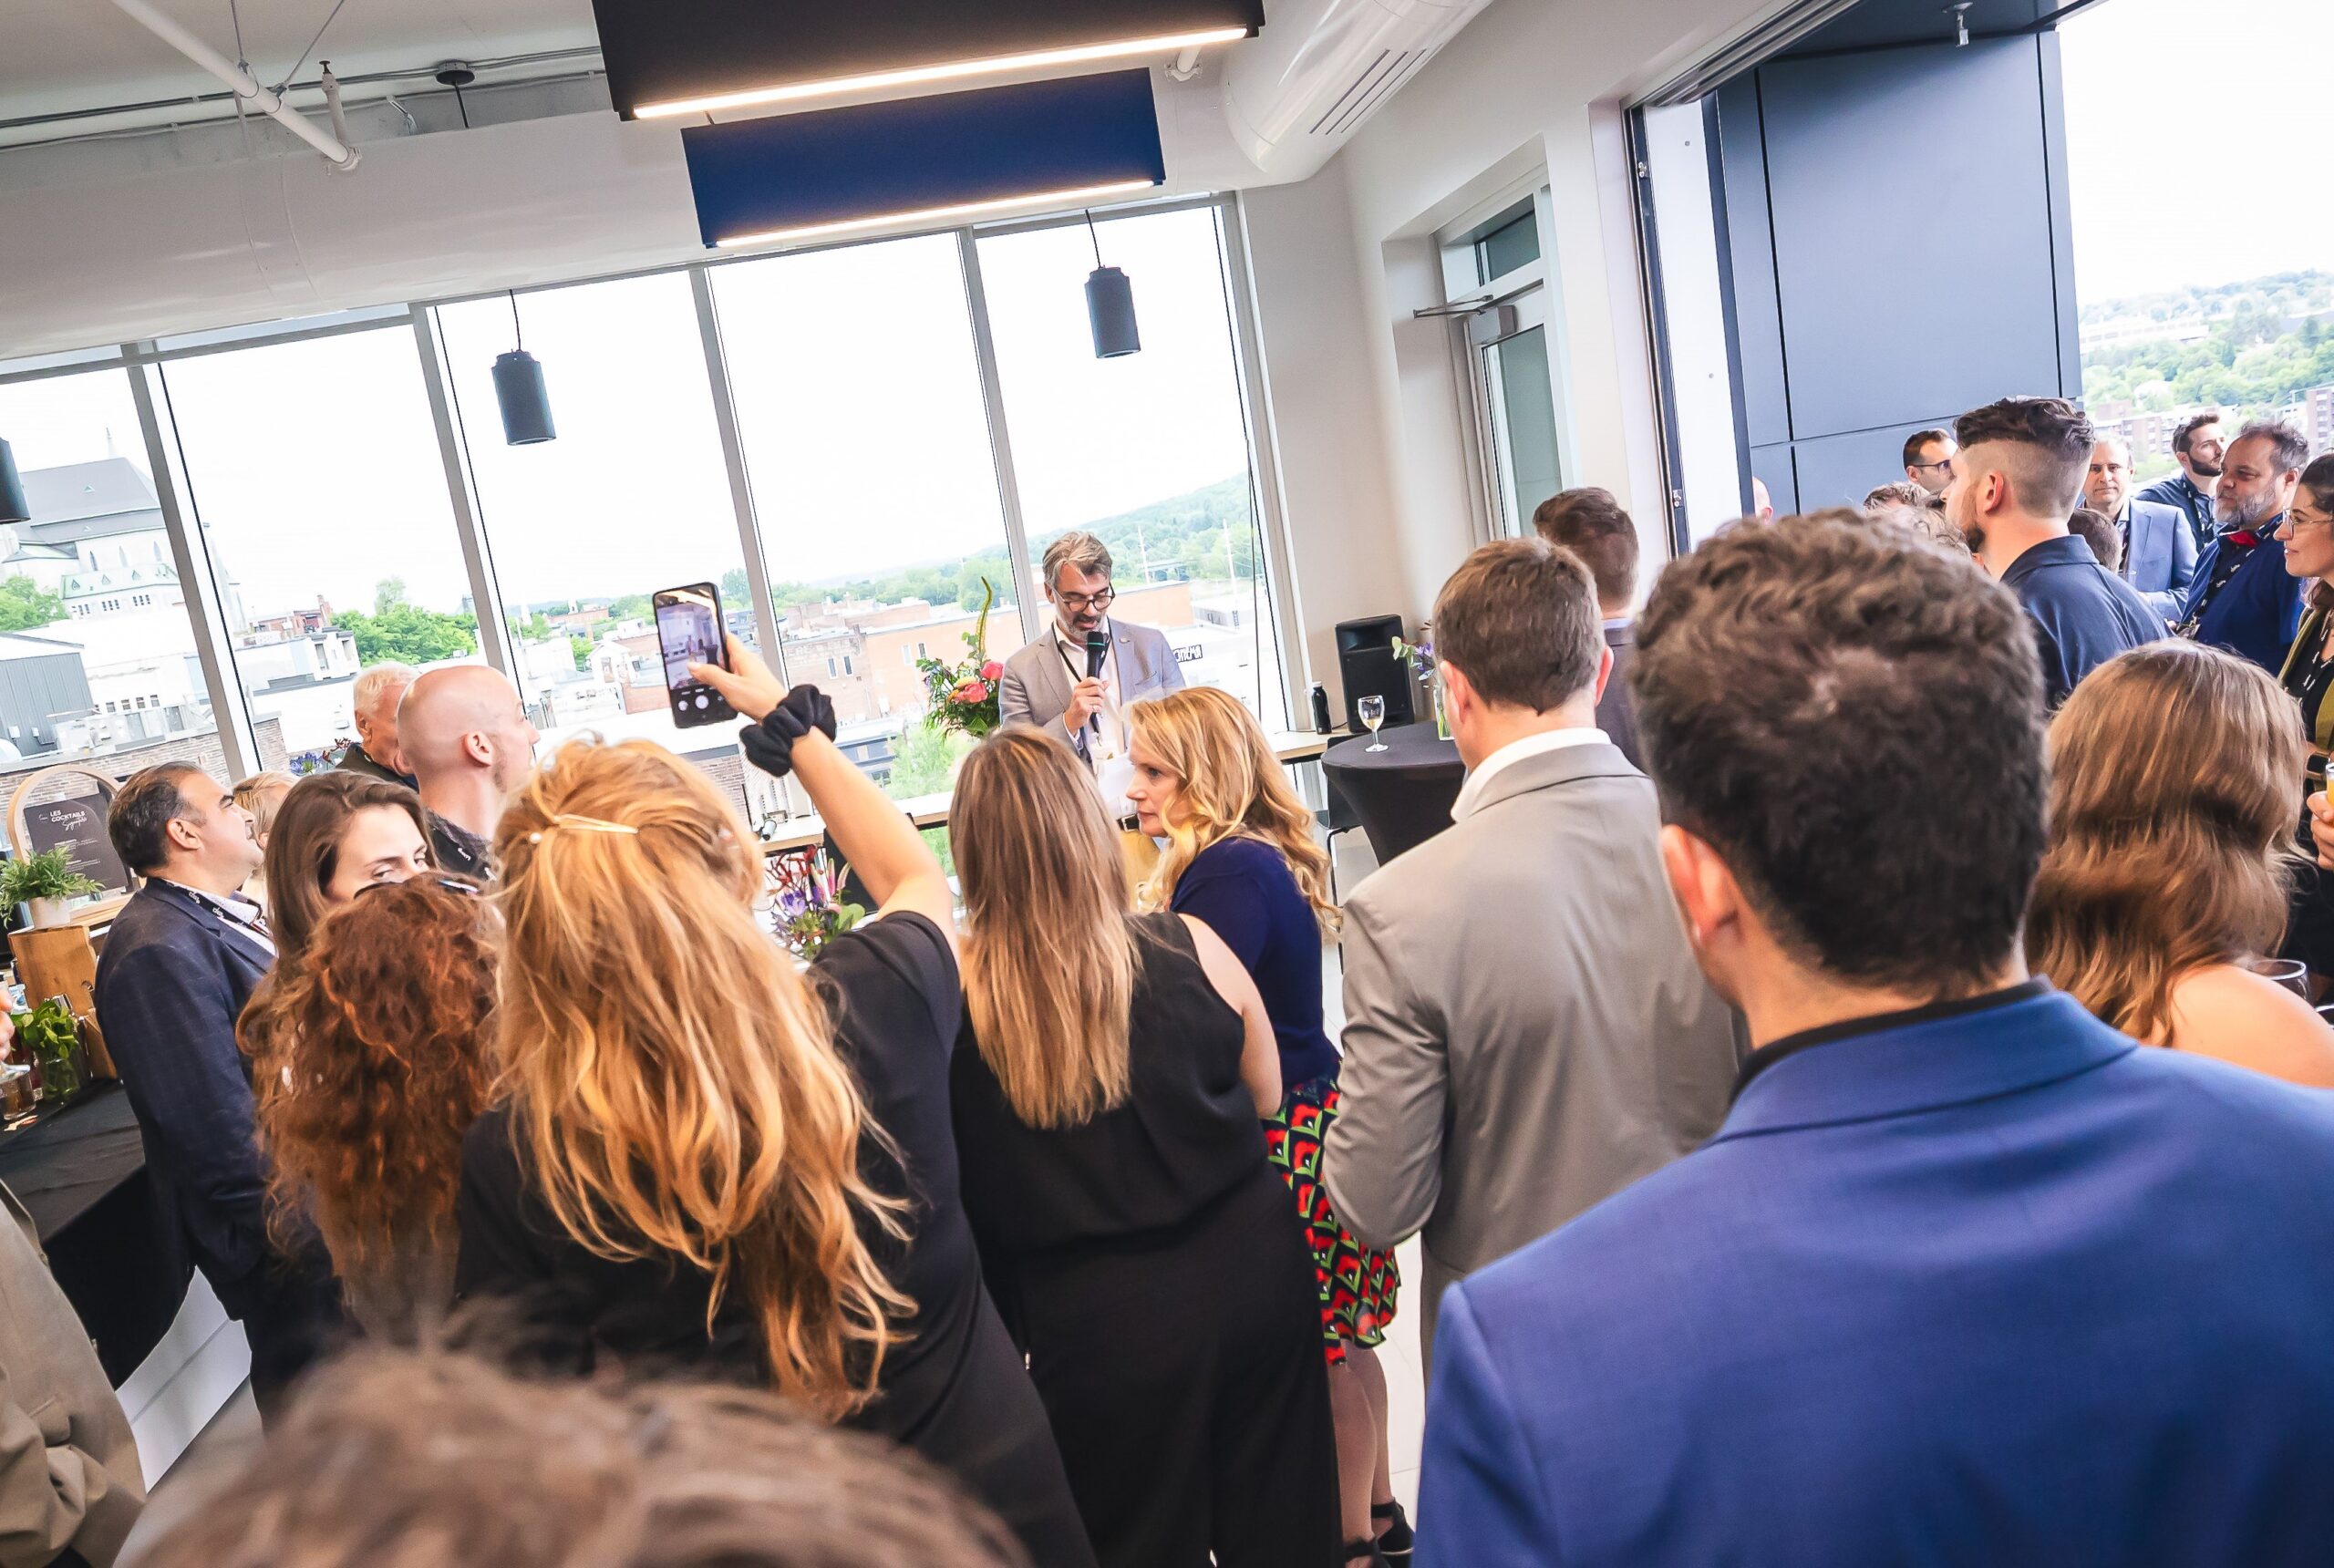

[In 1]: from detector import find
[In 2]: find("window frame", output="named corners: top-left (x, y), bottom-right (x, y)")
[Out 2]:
top-left (0, 192), bottom-right (1305, 787)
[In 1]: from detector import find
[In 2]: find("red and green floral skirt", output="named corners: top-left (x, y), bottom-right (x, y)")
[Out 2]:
top-left (1264, 1076), bottom-right (1400, 1368)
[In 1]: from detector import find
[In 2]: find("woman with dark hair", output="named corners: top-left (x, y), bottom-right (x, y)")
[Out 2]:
top-left (2028, 641), bottom-right (2334, 1084)
top-left (260, 770), bottom-right (436, 963)
top-left (950, 727), bottom-right (1340, 1568)
top-left (241, 878), bottom-right (499, 1336)
top-left (2276, 454), bottom-right (2334, 984)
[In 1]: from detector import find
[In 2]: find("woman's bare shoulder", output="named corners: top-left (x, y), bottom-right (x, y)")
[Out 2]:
top-left (2164, 965), bottom-right (2334, 1088)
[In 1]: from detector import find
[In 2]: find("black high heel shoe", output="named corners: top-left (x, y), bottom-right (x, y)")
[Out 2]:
top-left (1373, 1500), bottom-right (1414, 1562)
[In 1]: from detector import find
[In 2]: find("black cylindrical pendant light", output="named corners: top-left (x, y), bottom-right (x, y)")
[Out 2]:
top-left (1083, 210), bottom-right (1141, 360)
top-left (0, 439), bottom-right (28, 527)
top-left (492, 290), bottom-right (556, 446)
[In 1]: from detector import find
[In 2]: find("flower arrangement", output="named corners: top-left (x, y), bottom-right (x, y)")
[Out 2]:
top-left (915, 578), bottom-right (1006, 740)
top-left (1390, 625), bottom-right (1451, 741)
top-left (768, 847), bottom-right (866, 962)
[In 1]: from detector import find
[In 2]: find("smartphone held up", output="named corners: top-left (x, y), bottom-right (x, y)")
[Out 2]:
top-left (654, 582), bottom-right (737, 728)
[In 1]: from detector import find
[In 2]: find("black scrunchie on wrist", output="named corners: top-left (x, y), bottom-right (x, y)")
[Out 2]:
top-left (740, 685), bottom-right (839, 780)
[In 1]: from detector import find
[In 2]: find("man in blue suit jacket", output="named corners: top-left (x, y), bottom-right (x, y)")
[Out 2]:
top-left (2083, 437), bottom-right (2194, 620)
top-left (95, 765), bottom-right (341, 1414)
top-left (2176, 421), bottom-right (2308, 673)
top-left (1415, 516), bottom-right (2334, 1568)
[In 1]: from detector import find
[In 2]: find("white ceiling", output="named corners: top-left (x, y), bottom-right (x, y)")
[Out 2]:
top-left (0, 0), bottom-right (598, 122)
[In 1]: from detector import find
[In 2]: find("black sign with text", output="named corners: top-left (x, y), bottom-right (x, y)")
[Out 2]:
top-left (22, 796), bottom-right (129, 897)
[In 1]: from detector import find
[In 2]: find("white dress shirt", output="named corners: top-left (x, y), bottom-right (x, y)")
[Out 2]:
top-left (1451, 727), bottom-right (1609, 822)
top-left (1053, 620), bottom-right (1136, 814)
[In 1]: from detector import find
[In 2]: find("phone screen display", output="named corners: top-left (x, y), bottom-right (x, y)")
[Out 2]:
top-left (654, 583), bottom-right (737, 728)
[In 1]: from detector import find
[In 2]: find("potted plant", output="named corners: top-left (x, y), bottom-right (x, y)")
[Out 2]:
top-left (1, 848), bottom-right (103, 929)
top-left (1391, 625), bottom-right (1450, 741)
top-left (12, 996), bottom-right (86, 1103)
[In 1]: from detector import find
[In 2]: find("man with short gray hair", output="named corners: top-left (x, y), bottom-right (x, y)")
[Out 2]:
top-left (997, 530), bottom-right (1183, 815)
top-left (336, 662), bottom-right (418, 788)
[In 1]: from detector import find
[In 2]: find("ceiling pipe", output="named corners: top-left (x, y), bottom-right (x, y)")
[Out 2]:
top-left (1165, 45), bottom-right (1205, 81)
top-left (107, 0), bottom-right (361, 170)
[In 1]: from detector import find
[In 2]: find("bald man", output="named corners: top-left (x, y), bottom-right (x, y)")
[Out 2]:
top-left (398, 665), bottom-right (539, 881)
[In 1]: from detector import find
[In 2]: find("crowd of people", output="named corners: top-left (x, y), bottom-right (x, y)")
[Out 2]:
top-left (8, 395), bottom-right (2334, 1567)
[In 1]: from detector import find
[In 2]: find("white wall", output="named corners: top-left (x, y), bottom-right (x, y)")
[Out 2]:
top-left (1243, 0), bottom-right (1786, 657)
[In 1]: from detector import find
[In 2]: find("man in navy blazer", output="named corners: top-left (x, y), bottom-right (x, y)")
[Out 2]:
top-left (2082, 436), bottom-right (2194, 620)
top-left (2177, 420), bottom-right (2308, 673)
top-left (95, 765), bottom-right (340, 1412)
top-left (1414, 516), bottom-right (2334, 1568)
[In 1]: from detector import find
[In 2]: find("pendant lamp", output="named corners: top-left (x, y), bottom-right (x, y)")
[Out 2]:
top-left (493, 291), bottom-right (556, 447)
top-left (1084, 210), bottom-right (1141, 360)
top-left (0, 440), bottom-right (27, 527)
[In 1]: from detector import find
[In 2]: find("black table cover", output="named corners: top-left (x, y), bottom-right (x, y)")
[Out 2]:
top-left (0, 1085), bottom-right (191, 1384)
top-left (1321, 722), bottom-right (1467, 866)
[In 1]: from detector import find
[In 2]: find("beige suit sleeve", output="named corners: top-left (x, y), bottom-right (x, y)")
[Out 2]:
top-left (0, 1362), bottom-right (141, 1568)
top-left (997, 655), bottom-right (1038, 730)
top-left (1324, 891), bottom-right (1449, 1250)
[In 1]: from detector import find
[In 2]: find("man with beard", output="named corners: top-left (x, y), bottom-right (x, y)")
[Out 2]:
top-left (2174, 422), bottom-right (2307, 675)
top-left (398, 665), bottom-right (540, 881)
top-left (2138, 411), bottom-right (2226, 549)
top-left (1945, 397), bottom-right (2162, 707)
top-left (997, 531), bottom-right (1183, 819)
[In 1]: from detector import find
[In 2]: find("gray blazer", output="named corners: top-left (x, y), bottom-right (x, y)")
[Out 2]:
top-left (997, 620), bottom-right (1185, 762)
top-left (0, 1186), bottom-right (143, 1568)
top-left (1322, 741), bottom-right (1743, 1351)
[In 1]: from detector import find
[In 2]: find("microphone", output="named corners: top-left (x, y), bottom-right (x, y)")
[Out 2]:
top-left (1084, 632), bottom-right (1110, 736)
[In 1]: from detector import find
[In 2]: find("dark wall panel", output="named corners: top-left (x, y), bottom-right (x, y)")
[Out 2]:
top-left (1711, 77), bottom-right (1790, 451)
top-left (1792, 420), bottom-right (1957, 512)
top-left (1757, 38), bottom-right (2064, 439)
top-left (1749, 442), bottom-right (1799, 516)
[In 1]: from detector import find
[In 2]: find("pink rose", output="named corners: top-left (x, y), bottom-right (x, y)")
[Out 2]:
top-left (980, 661), bottom-right (1003, 680)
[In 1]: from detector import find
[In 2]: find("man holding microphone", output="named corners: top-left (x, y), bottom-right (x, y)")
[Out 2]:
top-left (999, 531), bottom-right (1185, 820)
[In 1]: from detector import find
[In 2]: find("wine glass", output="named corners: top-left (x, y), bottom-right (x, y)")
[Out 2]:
top-left (1359, 695), bottom-right (1388, 751)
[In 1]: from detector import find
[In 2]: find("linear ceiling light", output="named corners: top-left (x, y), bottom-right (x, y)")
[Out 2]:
top-left (713, 179), bottom-right (1158, 250)
top-left (635, 26), bottom-right (1249, 119)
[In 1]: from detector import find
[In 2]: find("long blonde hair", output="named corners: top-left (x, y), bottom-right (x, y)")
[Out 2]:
top-left (491, 739), bottom-right (907, 1418)
top-left (2027, 643), bottom-right (2308, 1042)
top-left (1129, 686), bottom-right (1339, 935)
top-left (954, 728), bottom-right (1138, 1128)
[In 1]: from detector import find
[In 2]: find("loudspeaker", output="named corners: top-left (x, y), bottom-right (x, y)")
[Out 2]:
top-left (1335, 614), bottom-right (1415, 735)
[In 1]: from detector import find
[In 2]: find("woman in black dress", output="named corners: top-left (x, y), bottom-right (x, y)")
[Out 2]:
top-left (949, 728), bottom-right (1341, 1568)
top-left (455, 650), bottom-right (1093, 1568)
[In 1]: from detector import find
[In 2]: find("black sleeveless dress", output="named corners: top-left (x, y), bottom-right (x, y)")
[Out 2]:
top-left (950, 913), bottom-right (1340, 1568)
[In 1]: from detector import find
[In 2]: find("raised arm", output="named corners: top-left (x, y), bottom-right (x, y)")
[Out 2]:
top-left (691, 637), bottom-right (953, 934)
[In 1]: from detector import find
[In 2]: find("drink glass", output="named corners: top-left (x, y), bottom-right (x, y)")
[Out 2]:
top-left (1359, 696), bottom-right (1387, 751)
top-left (2246, 956), bottom-right (2311, 997)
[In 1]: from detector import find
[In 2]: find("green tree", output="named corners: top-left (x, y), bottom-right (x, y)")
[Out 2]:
top-left (0, 576), bottom-right (67, 633)
top-left (721, 568), bottom-right (751, 605)
top-left (374, 576), bottom-right (408, 616)
top-left (886, 721), bottom-right (966, 799)
top-left (569, 634), bottom-right (593, 673)
top-left (336, 583), bottom-right (480, 666)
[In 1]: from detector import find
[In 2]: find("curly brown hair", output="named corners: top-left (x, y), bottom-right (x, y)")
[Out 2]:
top-left (241, 878), bottom-right (498, 1334)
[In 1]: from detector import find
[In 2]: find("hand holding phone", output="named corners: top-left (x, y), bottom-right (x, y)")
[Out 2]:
top-left (654, 583), bottom-right (737, 728)
top-left (689, 634), bottom-right (788, 722)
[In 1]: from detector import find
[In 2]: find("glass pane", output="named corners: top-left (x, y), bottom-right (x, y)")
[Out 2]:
top-left (711, 233), bottom-right (1027, 799)
top-left (1486, 326), bottom-right (1562, 534)
top-left (435, 273), bottom-right (753, 813)
top-left (161, 330), bottom-right (480, 775)
top-left (1475, 209), bottom-right (1541, 284)
top-left (976, 205), bottom-right (1289, 730)
top-left (0, 369), bottom-right (220, 800)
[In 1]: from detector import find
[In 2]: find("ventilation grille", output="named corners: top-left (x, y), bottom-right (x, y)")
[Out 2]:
top-left (1308, 48), bottom-right (1429, 139)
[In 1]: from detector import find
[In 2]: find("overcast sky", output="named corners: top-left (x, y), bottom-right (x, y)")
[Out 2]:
top-left (2060, 0), bottom-right (2334, 302)
top-left (0, 204), bottom-right (1250, 622)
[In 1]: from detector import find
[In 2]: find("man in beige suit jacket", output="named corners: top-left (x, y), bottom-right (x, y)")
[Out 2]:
top-left (0, 1181), bottom-right (143, 1567)
top-left (1323, 540), bottom-right (1741, 1351)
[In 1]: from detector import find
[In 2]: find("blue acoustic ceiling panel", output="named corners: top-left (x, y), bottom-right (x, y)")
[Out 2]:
top-left (680, 69), bottom-right (1167, 249)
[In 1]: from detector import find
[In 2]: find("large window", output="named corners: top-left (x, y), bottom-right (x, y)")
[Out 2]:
top-left (436, 273), bottom-right (752, 810)
top-left (712, 233), bottom-right (1028, 797)
top-left (0, 367), bottom-right (220, 781)
top-left (160, 328), bottom-right (480, 772)
top-left (977, 205), bottom-right (1289, 728)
